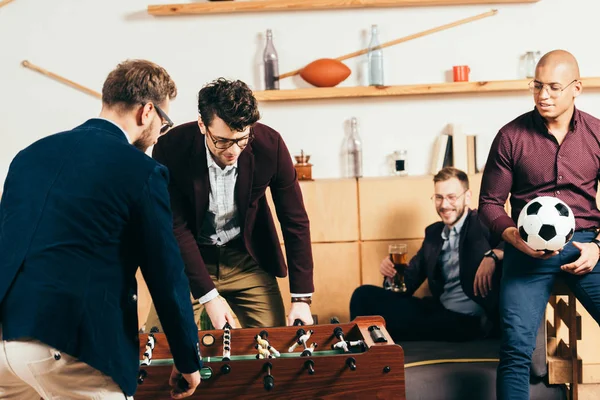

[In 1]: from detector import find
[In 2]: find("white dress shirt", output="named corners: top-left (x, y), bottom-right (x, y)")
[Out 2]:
top-left (197, 146), bottom-right (311, 304)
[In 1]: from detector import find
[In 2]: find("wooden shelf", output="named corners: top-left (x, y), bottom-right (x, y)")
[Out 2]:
top-left (148, 0), bottom-right (540, 16)
top-left (253, 77), bottom-right (600, 101)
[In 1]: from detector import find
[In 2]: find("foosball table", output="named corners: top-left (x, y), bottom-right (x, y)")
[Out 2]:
top-left (135, 316), bottom-right (405, 399)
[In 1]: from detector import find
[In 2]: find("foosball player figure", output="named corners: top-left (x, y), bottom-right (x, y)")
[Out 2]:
top-left (255, 330), bottom-right (281, 357)
top-left (301, 342), bottom-right (318, 357)
top-left (222, 322), bottom-right (232, 362)
top-left (288, 328), bottom-right (314, 353)
top-left (256, 344), bottom-right (273, 359)
top-left (141, 326), bottom-right (159, 366)
top-left (331, 326), bottom-right (367, 353)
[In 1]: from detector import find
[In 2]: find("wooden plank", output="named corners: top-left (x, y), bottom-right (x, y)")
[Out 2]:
top-left (357, 174), bottom-right (482, 241)
top-left (555, 298), bottom-right (582, 340)
top-left (148, 0), bottom-right (540, 16)
top-left (254, 77), bottom-right (600, 102)
top-left (0, 0), bottom-right (16, 9)
top-left (548, 354), bottom-right (583, 385)
top-left (278, 242), bottom-right (361, 323)
top-left (266, 179), bottom-right (360, 244)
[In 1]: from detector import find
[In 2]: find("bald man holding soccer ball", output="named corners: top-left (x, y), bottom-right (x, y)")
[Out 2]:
top-left (479, 50), bottom-right (600, 400)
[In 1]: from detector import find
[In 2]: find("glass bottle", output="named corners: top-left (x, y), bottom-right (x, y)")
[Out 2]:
top-left (346, 117), bottom-right (363, 178)
top-left (367, 25), bottom-right (384, 86)
top-left (393, 150), bottom-right (408, 176)
top-left (523, 51), bottom-right (541, 79)
top-left (263, 29), bottom-right (279, 90)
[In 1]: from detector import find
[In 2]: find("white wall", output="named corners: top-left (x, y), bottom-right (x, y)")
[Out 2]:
top-left (1, 0), bottom-right (599, 184)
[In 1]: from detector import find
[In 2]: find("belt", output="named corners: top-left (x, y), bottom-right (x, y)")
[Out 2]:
top-left (197, 236), bottom-right (245, 250)
top-left (575, 227), bottom-right (599, 233)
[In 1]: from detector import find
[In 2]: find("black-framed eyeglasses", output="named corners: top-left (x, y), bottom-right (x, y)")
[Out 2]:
top-left (152, 103), bottom-right (174, 134)
top-left (431, 190), bottom-right (467, 205)
top-left (206, 127), bottom-right (254, 150)
top-left (528, 79), bottom-right (579, 98)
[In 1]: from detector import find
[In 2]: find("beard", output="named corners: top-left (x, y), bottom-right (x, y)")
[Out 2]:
top-left (438, 202), bottom-right (467, 226)
top-left (132, 125), bottom-right (155, 153)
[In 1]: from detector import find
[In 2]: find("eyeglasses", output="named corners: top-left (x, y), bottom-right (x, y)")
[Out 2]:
top-left (431, 190), bottom-right (467, 205)
top-left (528, 79), bottom-right (578, 98)
top-left (206, 127), bottom-right (254, 150)
top-left (153, 103), bottom-right (174, 134)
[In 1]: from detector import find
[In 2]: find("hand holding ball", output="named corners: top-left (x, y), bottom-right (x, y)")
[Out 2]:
top-left (517, 196), bottom-right (575, 252)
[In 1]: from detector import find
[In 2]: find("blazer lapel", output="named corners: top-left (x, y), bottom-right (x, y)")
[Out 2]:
top-left (427, 225), bottom-right (445, 279)
top-left (235, 145), bottom-right (255, 230)
top-left (191, 132), bottom-right (209, 231)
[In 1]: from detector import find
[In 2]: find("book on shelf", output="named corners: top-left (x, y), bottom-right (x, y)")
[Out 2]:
top-left (430, 134), bottom-right (449, 175)
top-left (467, 135), bottom-right (478, 175)
top-left (451, 124), bottom-right (468, 172)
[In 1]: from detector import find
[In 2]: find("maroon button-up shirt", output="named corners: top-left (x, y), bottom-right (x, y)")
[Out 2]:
top-left (479, 107), bottom-right (600, 237)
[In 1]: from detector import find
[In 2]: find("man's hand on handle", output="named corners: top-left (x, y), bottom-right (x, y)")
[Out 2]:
top-left (205, 297), bottom-right (237, 330)
top-left (169, 366), bottom-right (201, 399)
top-left (287, 302), bottom-right (313, 326)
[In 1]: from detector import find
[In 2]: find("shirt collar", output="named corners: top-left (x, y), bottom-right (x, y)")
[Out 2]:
top-left (441, 207), bottom-right (469, 240)
top-left (93, 118), bottom-right (131, 144)
top-left (205, 144), bottom-right (237, 172)
top-left (532, 106), bottom-right (580, 136)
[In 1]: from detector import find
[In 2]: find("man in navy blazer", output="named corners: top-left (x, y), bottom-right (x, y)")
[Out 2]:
top-left (0, 60), bottom-right (201, 399)
top-left (351, 167), bottom-right (504, 342)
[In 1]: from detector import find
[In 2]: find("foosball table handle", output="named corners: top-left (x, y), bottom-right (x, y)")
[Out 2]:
top-left (176, 375), bottom-right (190, 391)
top-left (346, 357), bottom-right (357, 371)
top-left (221, 364), bottom-right (231, 374)
top-left (263, 362), bottom-right (275, 391)
top-left (304, 359), bottom-right (315, 375)
top-left (137, 369), bottom-right (147, 384)
top-left (263, 375), bottom-right (275, 391)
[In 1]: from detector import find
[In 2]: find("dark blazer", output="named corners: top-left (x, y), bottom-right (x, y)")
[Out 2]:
top-left (0, 119), bottom-right (201, 396)
top-left (404, 209), bottom-right (503, 316)
top-left (152, 121), bottom-right (314, 298)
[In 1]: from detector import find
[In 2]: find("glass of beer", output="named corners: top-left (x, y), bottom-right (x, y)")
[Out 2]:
top-left (384, 244), bottom-right (408, 293)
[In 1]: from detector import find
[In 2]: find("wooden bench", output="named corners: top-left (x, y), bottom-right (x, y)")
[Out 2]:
top-left (547, 279), bottom-right (582, 400)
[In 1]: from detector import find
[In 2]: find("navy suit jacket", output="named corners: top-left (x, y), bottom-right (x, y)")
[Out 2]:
top-left (0, 119), bottom-right (201, 396)
top-left (404, 209), bottom-right (503, 317)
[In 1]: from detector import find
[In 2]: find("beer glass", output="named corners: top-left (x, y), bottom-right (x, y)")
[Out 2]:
top-left (384, 244), bottom-right (408, 292)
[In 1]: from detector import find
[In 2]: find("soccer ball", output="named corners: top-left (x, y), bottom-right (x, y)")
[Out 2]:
top-left (517, 196), bottom-right (575, 251)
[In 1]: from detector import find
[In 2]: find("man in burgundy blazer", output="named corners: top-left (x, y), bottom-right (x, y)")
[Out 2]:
top-left (149, 78), bottom-right (315, 330)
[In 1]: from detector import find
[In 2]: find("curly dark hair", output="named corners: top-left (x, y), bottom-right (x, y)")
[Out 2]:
top-left (197, 78), bottom-right (260, 132)
top-left (102, 59), bottom-right (177, 109)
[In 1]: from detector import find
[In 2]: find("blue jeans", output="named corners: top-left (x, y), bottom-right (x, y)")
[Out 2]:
top-left (497, 231), bottom-right (600, 399)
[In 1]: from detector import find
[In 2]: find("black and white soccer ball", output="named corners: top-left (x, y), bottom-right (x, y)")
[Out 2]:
top-left (517, 196), bottom-right (575, 251)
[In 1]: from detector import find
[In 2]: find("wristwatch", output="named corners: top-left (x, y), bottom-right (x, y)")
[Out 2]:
top-left (484, 249), bottom-right (499, 264)
top-left (591, 238), bottom-right (600, 252)
top-left (291, 296), bottom-right (312, 306)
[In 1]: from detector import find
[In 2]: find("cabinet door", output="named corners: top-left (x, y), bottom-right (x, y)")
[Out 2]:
top-left (267, 179), bottom-right (359, 244)
top-left (278, 242), bottom-right (360, 323)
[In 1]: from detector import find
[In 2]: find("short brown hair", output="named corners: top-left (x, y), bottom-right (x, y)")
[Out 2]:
top-left (433, 167), bottom-right (469, 190)
top-left (102, 59), bottom-right (177, 109)
top-left (197, 78), bottom-right (260, 132)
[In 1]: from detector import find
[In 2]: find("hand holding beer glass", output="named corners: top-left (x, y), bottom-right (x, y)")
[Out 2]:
top-left (383, 244), bottom-right (408, 293)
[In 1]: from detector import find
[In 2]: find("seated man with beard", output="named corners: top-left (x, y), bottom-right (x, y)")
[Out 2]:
top-left (350, 167), bottom-right (503, 342)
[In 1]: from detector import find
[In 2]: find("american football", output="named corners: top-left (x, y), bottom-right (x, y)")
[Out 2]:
top-left (299, 58), bottom-right (351, 88)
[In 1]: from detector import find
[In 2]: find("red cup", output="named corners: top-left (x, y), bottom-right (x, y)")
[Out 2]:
top-left (453, 65), bottom-right (470, 82)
